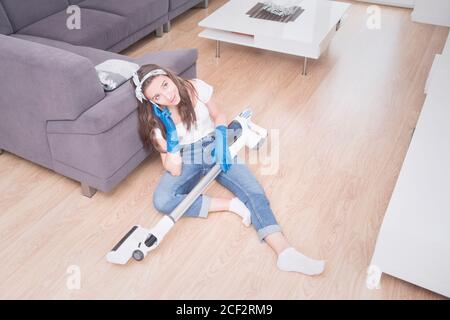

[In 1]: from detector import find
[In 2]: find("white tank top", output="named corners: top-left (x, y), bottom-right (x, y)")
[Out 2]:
top-left (154, 79), bottom-right (215, 146)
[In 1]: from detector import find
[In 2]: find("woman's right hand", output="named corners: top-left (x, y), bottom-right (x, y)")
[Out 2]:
top-left (152, 103), bottom-right (180, 153)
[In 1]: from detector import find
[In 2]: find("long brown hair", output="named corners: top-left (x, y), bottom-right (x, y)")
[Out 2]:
top-left (131, 64), bottom-right (198, 153)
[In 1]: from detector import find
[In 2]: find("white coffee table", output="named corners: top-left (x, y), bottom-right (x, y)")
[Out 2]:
top-left (198, 0), bottom-right (350, 75)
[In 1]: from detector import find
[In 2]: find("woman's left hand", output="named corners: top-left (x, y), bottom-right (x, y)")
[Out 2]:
top-left (212, 125), bottom-right (232, 172)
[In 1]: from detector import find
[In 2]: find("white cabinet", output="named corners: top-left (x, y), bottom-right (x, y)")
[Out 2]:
top-left (369, 36), bottom-right (450, 298)
top-left (354, 0), bottom-right (415, 8)
top-left (412, 0), bottom-right (450, 27)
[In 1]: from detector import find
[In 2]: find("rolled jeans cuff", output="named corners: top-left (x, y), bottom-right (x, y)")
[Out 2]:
top-left (198, 195), bottom-right (211, 218)
top-left (257, 224), bottom-right (282, 242)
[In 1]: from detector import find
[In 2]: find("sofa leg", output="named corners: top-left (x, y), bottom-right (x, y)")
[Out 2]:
top-left (81, 182), bottom-right (97, 198)
top-left (197, 0), bottom-right (209, 9)
top-left (155, 26), bottom-right (163, 37)
top-left (163, 21), bottom-right (171, 33)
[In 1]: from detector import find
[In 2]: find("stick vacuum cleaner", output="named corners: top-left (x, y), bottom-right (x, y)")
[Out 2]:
top-left (106, 108), bottom-right (268, 265)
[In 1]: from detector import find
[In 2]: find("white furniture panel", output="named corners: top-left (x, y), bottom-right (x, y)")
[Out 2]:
top-left (370, 37), bottom-right (450, 298)
top-left (412, 0), bottom-right (450, 27)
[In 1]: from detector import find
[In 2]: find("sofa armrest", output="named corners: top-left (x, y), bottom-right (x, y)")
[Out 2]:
top-left (47, 81), bottom-right (137, 135)
top-left (133, 48), bottom-right (198, 73)
top-left (47, 48), bottom-right (199, 135)
top-left (0, 34), bottom-right (105, 121)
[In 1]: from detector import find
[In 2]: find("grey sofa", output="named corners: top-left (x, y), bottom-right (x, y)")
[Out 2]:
top-left (0, 0), bottom-right (208, 51)
top-left (0, 0), bottom-right (208, 197)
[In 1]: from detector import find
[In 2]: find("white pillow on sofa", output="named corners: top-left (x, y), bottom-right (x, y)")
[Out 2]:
top-left (95, 59), bottom-right (139, 91)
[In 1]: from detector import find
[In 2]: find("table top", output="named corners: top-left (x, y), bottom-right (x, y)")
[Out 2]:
top-left (198, 0), bottom-right (350, 44)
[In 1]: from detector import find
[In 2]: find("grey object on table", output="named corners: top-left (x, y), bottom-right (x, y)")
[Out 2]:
top-left (247, 2), bottom-right (304, 23)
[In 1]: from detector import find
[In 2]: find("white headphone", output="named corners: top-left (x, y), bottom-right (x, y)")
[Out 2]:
top-left (132, 69), bottom-right (167, 103)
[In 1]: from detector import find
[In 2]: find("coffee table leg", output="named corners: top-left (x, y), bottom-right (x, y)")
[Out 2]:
top-left (216, 40), bottom-right (221, 58)
top-left (302, 57), bottom-right (308, 76)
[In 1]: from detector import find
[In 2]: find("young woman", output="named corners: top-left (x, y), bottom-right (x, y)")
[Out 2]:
top-left (131, 64), bottom-right (325, 276)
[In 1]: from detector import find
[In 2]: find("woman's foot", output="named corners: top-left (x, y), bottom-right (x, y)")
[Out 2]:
top-left (277, 247), bottom-right (325, 276)
top-left (229, 197), bottom-right (252, 227)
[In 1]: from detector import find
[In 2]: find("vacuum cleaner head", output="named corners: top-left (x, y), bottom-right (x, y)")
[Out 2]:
top-left (106, 225), bottom-right (149, 265)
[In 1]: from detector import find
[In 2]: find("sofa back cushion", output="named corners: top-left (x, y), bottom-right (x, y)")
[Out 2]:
top-left (0, 34), bottom-right (105, 121)
top-left (68, 0), bottom-right (84, 4)
top-left (0, 2), bottom-right (12, 34)
top-left (0, 0), bottom-right (69, 31)
top-left (0, 34), bottom-right (106, 169)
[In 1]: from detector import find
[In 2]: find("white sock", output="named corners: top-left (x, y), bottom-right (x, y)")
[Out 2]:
top-left (277, 247), bottom-right (325, 276)
top-left (228, 197), bottom-right (252, 227)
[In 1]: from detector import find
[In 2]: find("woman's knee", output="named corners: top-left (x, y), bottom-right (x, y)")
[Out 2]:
top-left (245, 192), bottom-right (270, 209)
top-left (152, 191), bottom-right (174, 214)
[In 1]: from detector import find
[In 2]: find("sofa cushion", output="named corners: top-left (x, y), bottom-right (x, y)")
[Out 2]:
top-left (77, 0), bottom-right (169, 35)
top-left (11, 34), bottom-right (131, 65)
top-left (0, 2), bottom-right (12, 34)
top-left (0, 0), bottom-right (69, 32)
top-left (134, 47), bottom-right (198, 75)
top-left (17, 8), bottom-right (129, 50)
top-left (0, 34), bottom-right (105, 121)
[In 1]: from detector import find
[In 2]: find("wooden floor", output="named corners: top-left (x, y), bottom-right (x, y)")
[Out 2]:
top-left (0, 0), bottom-right (448, 299)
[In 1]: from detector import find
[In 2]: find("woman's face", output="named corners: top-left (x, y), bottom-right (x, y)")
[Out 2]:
top-left (144, 75), bottom-right (180, 108)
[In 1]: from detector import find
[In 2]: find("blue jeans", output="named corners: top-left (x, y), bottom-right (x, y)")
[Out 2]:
top-left (152, 132), bottom-right (282, 242)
